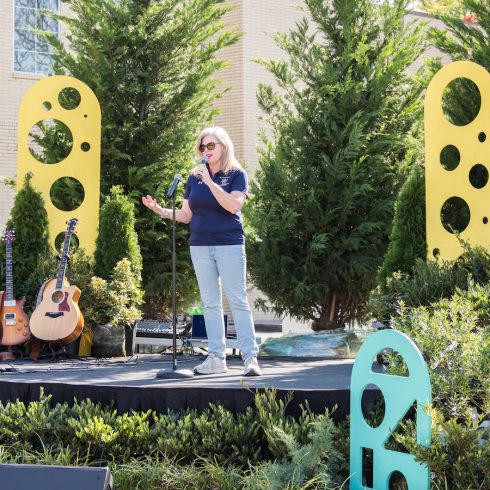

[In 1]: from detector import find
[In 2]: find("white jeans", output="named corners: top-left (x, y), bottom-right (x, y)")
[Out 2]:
top-left (190, 245), bottom-right (258, 360)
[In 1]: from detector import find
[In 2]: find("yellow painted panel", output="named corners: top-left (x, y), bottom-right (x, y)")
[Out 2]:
top-left (425, 61), bottom-right (490, 261)
top-left (16, 76), bottom-right (101, 255)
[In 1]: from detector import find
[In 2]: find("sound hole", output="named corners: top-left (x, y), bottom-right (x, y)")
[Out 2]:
top-left (52, 290), bottom-right (65, 303)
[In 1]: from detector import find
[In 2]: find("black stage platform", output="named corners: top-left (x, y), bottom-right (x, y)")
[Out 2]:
top-left (0, 355), bottom-right (378, 420)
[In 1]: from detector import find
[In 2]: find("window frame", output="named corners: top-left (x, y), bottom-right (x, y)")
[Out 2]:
top-left (13, 0), bottom-right (61, 76)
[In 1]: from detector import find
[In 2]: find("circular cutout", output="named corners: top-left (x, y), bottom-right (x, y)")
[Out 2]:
top-left (50, 177), bottom-right (85, 211)
top-left (442, 77), bottom-right (481, 126)
top-left (440, 145), bottom-right (460, 171)
top-left (469, 164), bottom-right (488, 189)
top-left (433, 248), bottom-right (440, 259)
top-left (42, 101), bottom-right (52, 111)
top-left (483, 217), bottom-right (488, 225)
top-left (478, 132), bottom-right (486, 143)
top-left (81, 142), bottom-right (91, 152)
top-left (441, 197), bottom-right (470, 234)
top-left (58, 87), bottom-right (81, 110)
top-left (28, 119), bottom-right (73, 164)
top-left (54, 232), bottom-right (79, 252)
top-left (361, 384), bottom-right (385, 428)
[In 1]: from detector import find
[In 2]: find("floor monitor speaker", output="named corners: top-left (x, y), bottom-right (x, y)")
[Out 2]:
top-left (0, 464), bottom-right (112, 490)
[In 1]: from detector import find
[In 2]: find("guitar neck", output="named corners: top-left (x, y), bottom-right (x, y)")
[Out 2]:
top-left (5, 240), bottom-right (13, 301)
top-left (56, 233), bottom-right (73, 289)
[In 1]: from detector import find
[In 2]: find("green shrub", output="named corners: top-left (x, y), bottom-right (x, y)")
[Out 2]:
top-left (254, 413), bottom-right (343, 489)
top-left (368, 258), bottom-right (468, 322)
top-left (389, 284), bottom-right (490, 418)
top-left (0, 386), bottom-right (486, 489)
top-left (82, 258), bottom-right (143, 328)
top-left (253, 388), bottom-right (316, 459)
top-left (378, 162), bottom-right (426, 286)
top-left (0, 173), bottom-right (51, 311)
top-left (395, 407), bottom-right (490, 490)
top-left (94, 186), bottom-right (142, 282)
top-left (369, 243), bottom-right (490, 322)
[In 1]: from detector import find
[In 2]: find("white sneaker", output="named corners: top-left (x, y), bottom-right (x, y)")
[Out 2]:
top-left (193, 354), bottom-right (228, 375)
top-left (244, 357), bottom-right (262, 376)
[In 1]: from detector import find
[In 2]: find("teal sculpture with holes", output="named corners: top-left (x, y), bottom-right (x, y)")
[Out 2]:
top-left (350, 329), bottom-right (431, 489)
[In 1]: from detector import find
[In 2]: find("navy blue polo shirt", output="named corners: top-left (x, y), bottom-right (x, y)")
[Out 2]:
top-left (184, 166), bottom-right (248, 246)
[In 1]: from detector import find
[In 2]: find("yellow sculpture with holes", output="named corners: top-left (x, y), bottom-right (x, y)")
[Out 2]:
top-left (425, 61), bottom-right (490, 261)
top-left (16, 75), bottom-right (101, 255)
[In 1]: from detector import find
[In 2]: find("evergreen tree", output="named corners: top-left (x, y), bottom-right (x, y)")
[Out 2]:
top-left (40, 0), bottom-right (238, 315)
top-left (378, 163), bottom-right (427, 286)
top-left (246, 0), bottom-right (427, 329)
top-left (94, 185), bottom-right (143, 282)
top-left (0, 173), bottom-right (51, 309)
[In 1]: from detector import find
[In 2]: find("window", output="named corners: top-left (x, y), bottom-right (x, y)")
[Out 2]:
top-left (14, 0), bottom-right (59, 75)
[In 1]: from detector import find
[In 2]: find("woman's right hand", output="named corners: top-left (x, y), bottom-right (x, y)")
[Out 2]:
top-left (142, 195), bottom-right (170, 219)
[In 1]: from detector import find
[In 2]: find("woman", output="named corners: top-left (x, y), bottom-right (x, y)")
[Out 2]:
top-left (142, 127), bottom-right (261, 376)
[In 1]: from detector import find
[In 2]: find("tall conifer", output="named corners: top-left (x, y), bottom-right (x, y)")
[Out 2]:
top-left (247, 0), bottom-right (427, 329)
top-left (0, 173), bottom-right (51, 308)
top-left (94, 185), bottom-right (142, 282)
top-left (39, 0), bottom-right (239, 315)
top-left (378, 163), bottom-right (427, 285)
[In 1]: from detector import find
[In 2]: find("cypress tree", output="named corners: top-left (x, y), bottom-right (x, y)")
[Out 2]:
top-left (246, 0), bottom-right (427, 329)
top-left (94, 185), bottom-right (142, 283)
top-left (0, 173), bottom-right (51, 308)
top-left (37, 0), bottom-right (238, 315)
top-left (378, 163), bottom-right (427, 286)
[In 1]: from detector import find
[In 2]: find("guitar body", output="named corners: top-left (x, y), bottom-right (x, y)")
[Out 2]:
top-left (30, 277), bottom-right (84, 344)
top-left (0, 294), bottom-right (31, 346)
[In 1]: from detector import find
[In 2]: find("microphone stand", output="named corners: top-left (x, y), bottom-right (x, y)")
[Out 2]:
top-left (156, 179), bottom-right (194, 379)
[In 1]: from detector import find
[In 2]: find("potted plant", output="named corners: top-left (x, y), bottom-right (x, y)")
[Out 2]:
top-left (85, 258), bottom-right (143, 357)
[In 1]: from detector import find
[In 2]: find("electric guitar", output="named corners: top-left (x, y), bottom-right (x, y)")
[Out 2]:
top-left (30, 218), bottom-right (84, 344)
top-left (0, 228), bottom-right (31, 346)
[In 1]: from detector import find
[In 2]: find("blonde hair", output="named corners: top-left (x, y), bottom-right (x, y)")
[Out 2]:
top-left (195, 126), bottom-right (241, 174)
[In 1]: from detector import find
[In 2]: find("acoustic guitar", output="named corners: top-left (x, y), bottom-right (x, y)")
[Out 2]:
top-left (0, 228), bottom-right (31, 346)
top-left (30, 218), bottom-right (84, 344)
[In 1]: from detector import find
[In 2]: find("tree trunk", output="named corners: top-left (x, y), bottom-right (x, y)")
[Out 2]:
top-left (312, 294), bottom-right (342, 331)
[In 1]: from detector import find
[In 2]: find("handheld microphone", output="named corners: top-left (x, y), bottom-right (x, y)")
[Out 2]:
top-left (197, 156), bottom-right (208, 182)
top-left (167, 173), bottom-right (182, 198)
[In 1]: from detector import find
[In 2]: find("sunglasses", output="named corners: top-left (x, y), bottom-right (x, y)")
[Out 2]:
top-left (199, 142), bottom-right (221, 152)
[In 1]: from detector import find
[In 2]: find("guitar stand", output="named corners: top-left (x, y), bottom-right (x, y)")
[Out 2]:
top-left (50, 342), bottom-right (81, 361)
top-left (0, 344), bottom-right (30, 361)
top-left (29, 340), bottom-right (76, 362)
top-left (0, 347), bottom-right (15, 362)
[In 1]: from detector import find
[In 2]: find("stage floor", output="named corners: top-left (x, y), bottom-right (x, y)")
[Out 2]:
top-left (0, 354), bottom-right (375, 420)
